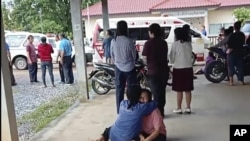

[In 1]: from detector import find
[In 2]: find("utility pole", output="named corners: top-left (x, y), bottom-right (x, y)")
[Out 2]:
top-left (39, 8), bottom-right (43, 33)
top-left (101, 0), bottom-right (110, 31)
top-left (1, 12), bottom-right (19, 141)
top-left (70, 0), bottom-right (89, 100)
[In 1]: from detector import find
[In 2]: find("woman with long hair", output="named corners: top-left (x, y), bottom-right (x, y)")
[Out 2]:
top-left (170, 27), bottom-right (194, 114)
top-left (111, 20), bottom-right (138, 113)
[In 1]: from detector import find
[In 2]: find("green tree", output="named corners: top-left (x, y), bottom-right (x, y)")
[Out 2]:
top-left (1, 3), bottom-right (13, 30)
top-left (233, 7), bottom-right (250, 23)
top-left (11, 0), bottom-right (72, 33)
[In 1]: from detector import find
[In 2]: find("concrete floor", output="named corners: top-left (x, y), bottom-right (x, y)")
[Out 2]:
top-left (30, 76), bottom-right (250, 141)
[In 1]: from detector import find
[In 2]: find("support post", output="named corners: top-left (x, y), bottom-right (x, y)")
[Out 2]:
top-left (70, 0), bottom-right (89, 100)
top-left (101, 0), bottom-right (110, 31)
top-left (1, 12), bottom-right (19, 141)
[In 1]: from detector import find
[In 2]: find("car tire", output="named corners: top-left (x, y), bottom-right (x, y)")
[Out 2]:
top-left (14, 57), bottom-right (28, 70)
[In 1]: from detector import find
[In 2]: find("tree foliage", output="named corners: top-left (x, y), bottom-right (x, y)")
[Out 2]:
top-left (2, 0), bottom-right (100, 34)
top-left (233, 7), bottom-right (250, 23)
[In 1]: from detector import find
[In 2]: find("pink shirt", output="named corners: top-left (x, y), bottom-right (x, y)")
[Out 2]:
top-left (142, 108), bottom-right (166, 135)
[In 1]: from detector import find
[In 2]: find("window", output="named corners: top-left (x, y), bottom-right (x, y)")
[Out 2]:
top-left (141, 28), bottom-right (149, 40)
top-left (162, 27), bottom-right (171, 39)
top-left (23, 36), bottom-right (41, 48)
top-left (209, 23), bottom-right (233, 35)
top-left (209, 24), bottom-right (222, 35)
top-left (5, 35), bottom-right (26, 47)
top-left (97, 29), bottom-right (116, 41)
top-left (129, 28), bottom-right (140, 41)
top-left (48, 38), bottom-right (56, 48)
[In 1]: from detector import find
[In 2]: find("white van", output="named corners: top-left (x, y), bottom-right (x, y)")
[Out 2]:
top-left (5, 32), bottom-right (94, 70)
top-left (92, 17), bottom-right (211, 64)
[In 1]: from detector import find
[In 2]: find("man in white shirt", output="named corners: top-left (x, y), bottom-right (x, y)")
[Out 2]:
top-left (55, 34), bottom-right (65, 83)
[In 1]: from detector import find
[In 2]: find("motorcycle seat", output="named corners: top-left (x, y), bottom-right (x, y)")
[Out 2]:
top-left (95, 63), bottom-right (115, 68)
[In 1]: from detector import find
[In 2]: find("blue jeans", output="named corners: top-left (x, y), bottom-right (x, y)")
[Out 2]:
top-left (63, 56), bottom-right (74, 84)
top-left (41, 61), bottom-right (54, 86)
top-left (115, 67), bottom-right (137, 114)
top-left (28, 62), bottom-right (38, 82)
top-left (227, 54), bottom-right (244, 82)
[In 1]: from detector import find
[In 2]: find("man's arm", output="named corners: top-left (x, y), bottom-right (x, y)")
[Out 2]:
top-left (26, 45), bottom-right (32, 64)
top-left (130, 41), bottom-right (137, 61)
top-left (59, 41), bottom-right (64, 63)
top-left (142, 41), bottom-right (149, 65)
top-left (110, 40), bottom-right (115, 62)
top-left (7, 50), bottom-right (11, 62)
top-left (169, 43), bottom-right (176, 64)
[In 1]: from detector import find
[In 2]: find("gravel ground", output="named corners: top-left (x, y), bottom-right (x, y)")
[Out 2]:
top-left (10, 65), bottom-right (93, 140)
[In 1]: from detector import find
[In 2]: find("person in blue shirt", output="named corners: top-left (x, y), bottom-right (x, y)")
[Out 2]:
top-left (103, 30), bottom-right (113, 64)
top-left (5, 41), bottom-right (17, 86)
top-left (59, 33), bottom-right (74, 84)
top-left (201, 25), bottom-right (207, 36)
top-left (96, 85), bottom-right (157, 141)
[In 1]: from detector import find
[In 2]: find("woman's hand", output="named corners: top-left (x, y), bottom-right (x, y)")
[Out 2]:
top-left (139, 134), bottom-right (145, 141)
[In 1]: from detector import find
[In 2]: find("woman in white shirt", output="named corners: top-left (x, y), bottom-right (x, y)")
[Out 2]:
top-left (170, 27), bottom-right (194, 114)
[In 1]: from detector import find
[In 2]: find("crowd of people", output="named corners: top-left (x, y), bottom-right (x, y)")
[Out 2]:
top-left (94, 20), bottom-right (197, 141)
top-left (198, 21), bottom-right (249, 85)
top-left (95, 20), bottom-right (249, 141)
top-left (5, 33), bottom-right (74, 88)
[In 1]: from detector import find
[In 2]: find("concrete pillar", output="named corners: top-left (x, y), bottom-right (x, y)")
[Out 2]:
top-left (70, 0), bottom-right (89, 100)
top-left (101, 0), bottom-right (110, 31)
top-left (204, 10), bottom-right (209, 35)
top-left (1, 13), bottom-right (19, 141)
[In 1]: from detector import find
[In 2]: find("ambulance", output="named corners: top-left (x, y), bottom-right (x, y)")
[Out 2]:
top-left (91, 17), bottom-right (211, 64)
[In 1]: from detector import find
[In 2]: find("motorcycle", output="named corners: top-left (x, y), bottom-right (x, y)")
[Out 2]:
top-left (89, 60), bottom-right (149, 95)
top-left (204, 46), bottom-right (250, 83)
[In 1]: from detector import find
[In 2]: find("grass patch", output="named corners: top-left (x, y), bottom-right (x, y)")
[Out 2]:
top-left (18, 92), bottom-right (79, 133)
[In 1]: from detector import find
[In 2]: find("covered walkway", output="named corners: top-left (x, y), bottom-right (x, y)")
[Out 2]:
top-left (30, 76), bottom-right (250, 141)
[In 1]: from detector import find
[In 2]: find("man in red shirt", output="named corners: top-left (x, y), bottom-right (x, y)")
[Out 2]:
top-left (38, 37), bottom-right (55, 87)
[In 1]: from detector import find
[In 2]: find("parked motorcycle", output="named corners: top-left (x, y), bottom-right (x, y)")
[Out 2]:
top-left (89, 60), bottom-right (149, 95)
top-left (204, 46), bottom-right (250, 83)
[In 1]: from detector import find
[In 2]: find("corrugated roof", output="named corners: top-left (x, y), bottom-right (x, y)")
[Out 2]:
top-left (82, 0), bottom-right (250, 16)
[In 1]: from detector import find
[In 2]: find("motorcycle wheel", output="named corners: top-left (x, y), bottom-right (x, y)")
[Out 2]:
top-left (91, 72), bottom-right (111, 95)
top-left (204, 60), bottom-right (227, 83)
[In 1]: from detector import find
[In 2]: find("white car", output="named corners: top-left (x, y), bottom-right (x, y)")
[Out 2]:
top-left (5, 32), bottom-right (94, 70)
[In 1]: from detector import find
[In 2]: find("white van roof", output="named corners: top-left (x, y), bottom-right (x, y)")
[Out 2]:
top-left (5, 32), bottom-right (46, 37)
top-left (96, 16), bottom-right (189, 28)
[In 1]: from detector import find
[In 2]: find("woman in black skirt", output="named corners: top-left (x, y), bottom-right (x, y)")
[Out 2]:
top-left (169, 27), bottom-right (194, 114)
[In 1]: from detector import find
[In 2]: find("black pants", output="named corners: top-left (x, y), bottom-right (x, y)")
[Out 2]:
top-left (28, 62), bottom-right (38, 82)
top-left (115, 67), bottom-right (138, 114)
top-left (41, 61), bottom-right (54, 86)
top-left (59, 62), bottom-right (65, 82)
top-left (148, 74), bottom-right (167, 116)
top-left (9, 63), bottom-right (16, 85)
top-left (62, 56), bottom-right (74, 84)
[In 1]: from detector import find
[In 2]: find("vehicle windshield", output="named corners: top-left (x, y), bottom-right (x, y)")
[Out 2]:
top-left (241, 22), bottom-right (250, 33)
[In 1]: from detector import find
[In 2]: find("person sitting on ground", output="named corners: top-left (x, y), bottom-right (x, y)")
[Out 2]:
top-left (139, 89), bottom-right (167, 141)
top-left (96, 85), bottom-right (157, 141)
top-left (194, 52), bottom-right (215, 75)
